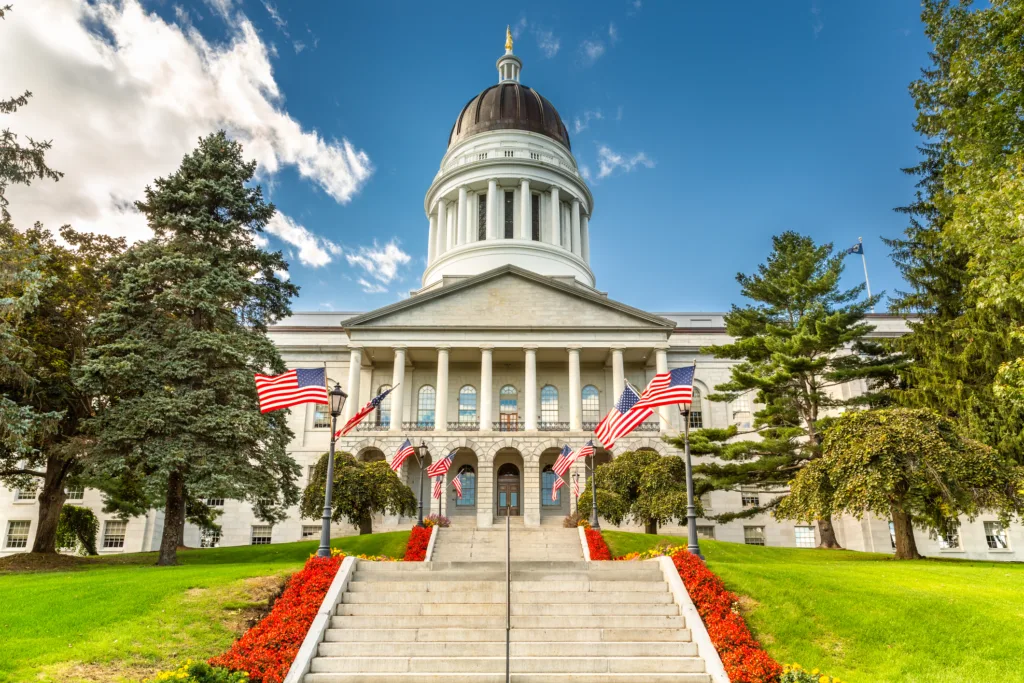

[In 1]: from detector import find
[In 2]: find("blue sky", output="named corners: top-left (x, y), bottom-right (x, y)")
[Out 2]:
top-left (3, 1), bottom-right (934, 314)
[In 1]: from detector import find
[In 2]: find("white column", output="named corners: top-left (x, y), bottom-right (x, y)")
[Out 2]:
top-left (524, 345), bottom-right (538, 431)
top-left (486, 179), bottom-right (498, 240)
top-left (427, 214), bottom-right (437, 264)
top-left (581, 214), bottom-right (590, 263)
top-left (571, 199), bottom-right (582, 257)
top-left (611, 346), bottom-right (625, 401)
top-left (549, 186), bottom-right (561, 247)
top-left (343, 346), bottom-right (363, 423)
top-left (457, 186), bottom-right (468, 245)
top-left (389, 346), bottom-right (407, 432)
top-left (446, 202), bottom-right (456, 251)
top-left (435, 200), bottom-right (447, 256)
top-left (655, 345), bottom-right (671, 434)
top-left (519, 179), bottom-right (531, 239)
top-left (434, 346), bottom-right (449, 432)
top-left (568, 346), bottom-right (582, 431)
top-left (479, 346), bottom-right (493, 431)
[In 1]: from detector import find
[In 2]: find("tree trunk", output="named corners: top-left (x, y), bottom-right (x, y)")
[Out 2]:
top-left (644, 519), bottom-right (658, 535)
top-left (30, 455), bottom-right (69, 554)
top-left (176, 491), bottom-right (187, 548)
top-left (890, 506), bottom-right (922, 560)
top-left (158, 469), bottom-right (185, 566)
top-left (816, 516), bottom-right (843, 549)
top-left (358, 514), bottom-right (373, 535)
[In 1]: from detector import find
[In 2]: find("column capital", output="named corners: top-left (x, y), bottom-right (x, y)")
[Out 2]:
top-left (566, 345), bottom-right (582, 353)
top-left (609, 344), bottom-right (626, 351)
top-left (522, 344), bottom-right (539, 352)
top-left (479, 344), bottom-right (495, 351)
top-left (392, 344), bottom-right (408, 351)
top-left (435, 344), bottom-right (451, 352)
top-left (653, 343), bottom-right (671, 351)
top-left (347, 344), bottom-right (364, 352)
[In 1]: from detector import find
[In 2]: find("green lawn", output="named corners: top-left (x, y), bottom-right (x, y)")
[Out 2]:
top-left (0, 531), bottom-right (409, 683)
top-left (602, 530), bottom-right (1024, 683)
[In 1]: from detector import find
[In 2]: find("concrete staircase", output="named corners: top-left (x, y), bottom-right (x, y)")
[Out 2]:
top-left (430, 525), bottom-right (583, 562)
top-left (301, 526), bottom-right (713, 682)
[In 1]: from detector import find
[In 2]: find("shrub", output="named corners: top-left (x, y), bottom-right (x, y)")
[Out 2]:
top-left (210, 554), bottom-right (342, 682)
top-left (55, 505), bottom-right (99, 556)
top-left (150, 661), bottom-right (249, 682)
top-left (781, 664), bottom-right (843, 683)
top-left (422, 513), bottom-right (450, 528)
top-left (584, 528), bottom-right (611, 560)
top-left (403, 525), bottom-right (432, 561)
top-left (617, 541), bottom-right (685, 561)
top-left (562, 511), bottom-right (589, 528)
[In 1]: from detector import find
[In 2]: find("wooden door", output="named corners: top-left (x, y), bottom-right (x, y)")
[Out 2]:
top-left (497, 474), bottom-right (520, 516)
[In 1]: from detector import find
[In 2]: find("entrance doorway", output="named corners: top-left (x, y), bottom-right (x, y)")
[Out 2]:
top-left (496, 463), bottom-right (521, 516)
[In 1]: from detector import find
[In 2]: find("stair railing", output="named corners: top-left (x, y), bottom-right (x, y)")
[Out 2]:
top-left (505, 500), bottom-right (511, 683)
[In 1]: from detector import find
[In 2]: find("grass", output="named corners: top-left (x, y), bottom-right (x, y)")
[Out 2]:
top-left (602, 529), bottom-right (1024, 683)
top-left (0, 530), bottom-right (409, 683)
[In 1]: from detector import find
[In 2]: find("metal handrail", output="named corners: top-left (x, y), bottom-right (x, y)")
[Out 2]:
top-left (505, 501), bottom-right (511, 683)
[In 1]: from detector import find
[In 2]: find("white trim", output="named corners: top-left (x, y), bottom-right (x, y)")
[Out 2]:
top-left (656, 555), bottom-right (730, 683)
top-left (284, 555), bottom-right (358, 683)
top-left (425, 525), bottom-right (439, 561)
top-left (578, 525), bottom-right (590, 561)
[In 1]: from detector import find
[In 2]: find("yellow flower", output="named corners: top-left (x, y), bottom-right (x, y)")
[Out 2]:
top-left (812, 669), bottom-right (820, 675)
top-left (820, 677), bottom-right (830, 683)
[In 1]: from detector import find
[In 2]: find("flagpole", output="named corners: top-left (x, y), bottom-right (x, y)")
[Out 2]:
top-left (858, 236), bottom-right (874, 313)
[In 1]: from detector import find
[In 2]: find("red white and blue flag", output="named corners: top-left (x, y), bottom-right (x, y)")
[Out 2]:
top-left (335, 385), bottom-right (395, 437)
top-left (254, 368), bottom-right (328, 414)
top-left (452, 474), bottom-right (463, 499)
top-left (575, 440), bottom-right (596, 462)
top-left (391, 439), bottom-right (415, 473)
top-left (572, 476), bottom-right (580, 499)
top-left (594, 384), bottom-right (653, 450)
top-left (432, 476), bottom-right (443, 499)
top-left (552, 476), bottom-right (565, 501)
top-left (552, 444), bottom-right (574, 477)
top-left (426, 450), bottom-right (456, 478)
top-left (634, 365), bottom-right (695, 411)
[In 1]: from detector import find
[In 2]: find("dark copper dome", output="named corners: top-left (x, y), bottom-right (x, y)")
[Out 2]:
top-left (448, 83), bottom-right (571, 151)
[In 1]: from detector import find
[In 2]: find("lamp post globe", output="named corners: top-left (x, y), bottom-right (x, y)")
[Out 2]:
top-left (317, 383), bottom-right (347, 558)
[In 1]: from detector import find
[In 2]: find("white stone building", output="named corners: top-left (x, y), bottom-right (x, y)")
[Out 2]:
top-left (2, 37), bottom-right (1020, 562)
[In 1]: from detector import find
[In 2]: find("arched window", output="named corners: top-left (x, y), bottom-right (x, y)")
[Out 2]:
top-left (581, 385), bottom-right (600, 424)
top-left (374, 384), bottom-right (392, 427)
top-left (458, 386), bottom-right (477, 424)
top-left (540, 385), bottom-right (559, 423)
top-left (688, 387), bottom-right (703, 429)
top-left (418, 386), bottom-right (436, 427)
top-left (541, 464), bottom-right (561, 506)
top-left (456, 464), bottom-right (476, 506)
top-left (499, 385), bottom-right (518, 429)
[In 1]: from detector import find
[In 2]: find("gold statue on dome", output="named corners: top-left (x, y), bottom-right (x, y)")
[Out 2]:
top-left (505, 25), bottom-right (513, 52)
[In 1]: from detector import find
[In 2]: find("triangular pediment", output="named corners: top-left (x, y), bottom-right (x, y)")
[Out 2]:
top-left (342, 266), bottom-right (675, 331)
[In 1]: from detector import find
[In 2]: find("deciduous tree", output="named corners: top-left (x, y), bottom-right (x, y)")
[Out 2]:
top-left (300, 453), bottom-right (417, 535)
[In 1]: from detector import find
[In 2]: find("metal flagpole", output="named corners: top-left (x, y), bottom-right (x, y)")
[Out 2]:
top-left (859, 237), bottom-right (874, 313)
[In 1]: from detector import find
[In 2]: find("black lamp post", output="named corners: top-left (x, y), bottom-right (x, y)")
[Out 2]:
top-left (317, 383), bottom-right (348, 558)
top-left (415, 441), bottom-right (429, 527)
top-left (588, 450), bottom-right (601, 529)
top-left (679, 405), bottom-right (704, 560)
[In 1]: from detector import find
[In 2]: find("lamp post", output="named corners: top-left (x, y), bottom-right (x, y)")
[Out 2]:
top-left (572, 472), bottom-right (580, 514)
top-left (588, 451), bottom-right (601, 530)
top-left (415, 441), bottom-right (429, 527)
top-left (317, 383), bottom-right (348, 558)
top-left (679, 405), bottom-right (703, 560)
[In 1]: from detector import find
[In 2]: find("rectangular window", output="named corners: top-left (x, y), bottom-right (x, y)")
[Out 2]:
top-left (102, 520), bottom-right (127, 549)
top-left (5, 520), bottom-right (30, 549)
top-left (504, 191), bottom-right (514, 238)
top-left (696, 525), bottom-right (716, 540)
top-left (794, 526), bottom-right (815, 548)
top-left (740, 491), bottom-right (760, 507)
top-left (477, 193), bottom-right (487, 240)
top-left (541, 469), bottom-right (561, 506)
top-left (531, 194), bottom-right (540, 241)
top-left (65, 486), bottom-right (84, 500)
top-left (200, 529), bottom-right (221, 548)
top-left (301, 525), bottom-right (320, 540)
top-left (308, 465), bottom-right (316, 483)
top-left (939, 522), bottom-right (961, 550)
top-left (206, 498), bottom-right (225, 507)
top-left (688, 410), bottom-right (703, 429)
top-left (313, 403), bottom-right (331, 429)
top-left (14, 485), bottom-right (36, 502)
top-left (744, 526), bottom-right (766, 546)
top-left (251, 525), bottom-right (273, 545)
top-left (984, 521), bottom-right (1009, 550)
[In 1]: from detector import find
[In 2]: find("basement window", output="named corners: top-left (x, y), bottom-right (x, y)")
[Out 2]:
top-left (744, 526), bottom-right (765, 546)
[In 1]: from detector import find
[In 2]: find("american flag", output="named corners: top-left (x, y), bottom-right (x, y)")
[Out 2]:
top-left (254, 368), bottom-right (328, 414)
top-left (334, 385), bottom-right (395, 437)
top-left (572, 476), bottom-right (580, 499)
top-left (391, 439), bottom-right (415, 472)
top-left (552, 475), bottom-right (565, 501)
top-left (575, 440), bottom-right (595, 462)
top-left (552, 444), bottom-right (574, 477)
top-left (594, 384), bottom-right (653, 450)
top-left (432, 476), bottom-right (443, 499)
top-left (426, 450), bottom-right (456, 477)
top-left (452, 474), bottom-right (463, 499)
top-left (634, 365), bottom-right (695, 411)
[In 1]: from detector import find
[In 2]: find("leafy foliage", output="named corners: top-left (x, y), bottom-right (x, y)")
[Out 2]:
top-left (300, 452), bottom-right (417, 535)
top-left (55, 505), bottom-right (99, 556)
top-left (403, 525), bottom-right (431, 561)
top-left (149, 661), bottom-right (250, 683)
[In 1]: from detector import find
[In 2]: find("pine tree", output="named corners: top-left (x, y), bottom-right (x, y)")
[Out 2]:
top-left (79, 132), bottom-right (301, 566)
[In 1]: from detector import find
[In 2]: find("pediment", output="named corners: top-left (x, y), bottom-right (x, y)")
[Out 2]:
top-left (342, 266), bottom-right (674, 331)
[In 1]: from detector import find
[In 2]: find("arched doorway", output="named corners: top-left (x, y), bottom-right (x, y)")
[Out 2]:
top-left (539, 446), bottom-right (569, 519)
top-left (496, 462), bottom-right (521, 517)
top-left (358, 448), bottom-right (386, 463)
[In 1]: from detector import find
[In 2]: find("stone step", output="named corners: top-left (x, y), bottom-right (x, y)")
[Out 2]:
top-left (336, 603), bottom-right (680, 617)
top-left (322, 627), bottom-right (692, 643)
top-left (309, 656), bottom-right (706, 674)
top-left (350, 570), bottom-right (664, 582)
top-left (346, 580), bottom-right (666, 593)
top-left (342, 591), bottom-right (674, 605)
top-left (318, 641), bottom-right (697, 658)
top-left (305, 674), bottom-right (711, 683)
top-left (329, 615), bottom-right (686, 629)
top-left (357, 561), bottom-right (637, 571)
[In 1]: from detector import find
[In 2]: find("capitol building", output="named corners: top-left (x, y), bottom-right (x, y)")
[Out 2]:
top-left (2, 35), bottom-right (1019, 562)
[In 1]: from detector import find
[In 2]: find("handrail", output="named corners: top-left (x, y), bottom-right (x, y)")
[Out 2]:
top-left (505, 504), bottom-right (511, 683)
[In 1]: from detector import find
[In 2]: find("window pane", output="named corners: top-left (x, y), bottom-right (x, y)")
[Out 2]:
top-left (375, 384), bottom-right (392, 427)
top-left (741, 491), bottom-right (759, 507)
top-left (200, 529), bottom-right (221, 548)
top-left (504, 191), bottom-right (514, 238)
top-left (5, 521), bottom-right (30, 549)
top-left (477, 194), bottom-right (487, 240)
top-left (531, 194), bottom-right (540, 241)
top-left (794, 526), bottom-right (815, 548)
top-left (984, 521), bottom-right (1009, 549)
top-left (939, 522), bottom-right (960, 549)
top-left (418, 386), bottom-right (436, 426)
top-left (103, 520), bottom-right (127, 549)
top-left (689, 388), bottom-right (703, 429)
top-left (313, 404), bottom-right (331, 429)
top-left (696, 525), bottom-right (715, 540)
top-left (541, 386), bottom-right (558, 423)
top-left (542, 467), bottom-right (560, 506)
top-left (456, 465), bottom-right (476, 506)
top-left (458, 386), bottom-right (477, 423)
top-left (206, 498), bottom-right (225, 507)
top-left (15, 485), bottom-right (36, 501)
top-left (301, 525), bottom-right (320, 540)
top-left (499, 385), bottom-right (518, 415)
top-left (251, 525), bottom-right (272, 545)
top-left (65, 486), bottom-right (85, 500)
top-left (582, 385), bottom-right (600, 423)
top-left (743, 526), bottom-right (765, 546)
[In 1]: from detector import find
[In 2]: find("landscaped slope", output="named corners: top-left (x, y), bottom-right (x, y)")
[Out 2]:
top-left (602, 530), bottom-right (1024, 683)
top-left (0, 531), bottom-right (409, 683)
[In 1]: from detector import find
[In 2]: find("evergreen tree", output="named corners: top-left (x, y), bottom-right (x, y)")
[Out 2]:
top-left (79, 132), bottom-right (300, 566)
top-left (680, 232), bottom-right (882, 548)
top-left (300, 453), bottom-right (417, 535)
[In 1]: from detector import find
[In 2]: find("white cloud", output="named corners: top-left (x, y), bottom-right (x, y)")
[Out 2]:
top-left (608, 22), bottom-right (619, 45)
top-left (581, 165), bottom-right (592, 182)
top-left (596, 145), bottom-right (655, 178)
top-left (292, 40), bottom-right (305, 54)
top-left (512, 17), bottom-right (528, 40)
top-left (265, 214), bottom-right (341, 268)
top-left (273, 268), bottom-right (289, 281)
top-left (580, 39), bottom-right (605, 66)
top-left (615, 105), bottom-right (624, 121)
top-left (356, 278), bottom-right (387, 294)
top-left (261, 0), bottom-right (286, 32)
top-left (0, 0), bottom-right (373, 243)
top-left (534, 28), bottom-right (560, 58)
top-left (811, 2), bottom-right (824, 38)
top-left (572, 109), bottom-right (603, 135)
top-left (345, 240), bottom-right (412, 286)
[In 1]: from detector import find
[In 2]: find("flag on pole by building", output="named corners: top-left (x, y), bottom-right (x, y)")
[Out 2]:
top-left (432, 476), bottom-right (443, 500)
top-left (391, 439), bottom-right (416, 473)
top-left (552, 444), bottom-right (574, 476)
top-left (427, 450), bottom-right (457, 477)
top-left (254, 368), bottom-right (328, 413)
top-left (335, 385), bottom-right (395, 437)
top-left (594, 384), bottom-right (653, 450)
top-left (552, 475), bottom-right (566, 501)
top-left (572, 476), bottom-right (580, 499)
top-left (634, 366), bottom-right (695, 411)
top-left (844, 242), bottom-right (864, 255)
top-left (452, 474), bottom-right (463, 499)
top-left (575, 440), bottom-right (595, 463)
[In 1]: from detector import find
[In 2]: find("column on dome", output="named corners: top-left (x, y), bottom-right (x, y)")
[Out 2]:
top-left (611, 346), bottom-right (625, 401)
top-left (581, 214), bottom-right (591, 263)
top-left (568, 346), bottom-right (582, 431)
top-left (486, 179), bottom-right (498, 240)
top-left (571, 199), bottom-right (582, 258)
top-left (655, 345), bottom-right (671, 434)
top-left (519, 179), bottom-right (531, 239)
top-left (343, 346), bottom-right (363, 423)
top-left (427, 214), bottom-right (437, 264)
top-left (434, 346), bottom-right (449, 432)
top-left (436, 199), bottom-right (448, 257)
top-left (549, 186), bottom-right (561, 247)
top-left (479, 346), bottom-right (493, 430)
top-left (524, 345), bottom-right (538, 431)
top-left (457, 186), bottom-right (469, 245)
top-left (389, 346), bottom-right (407, 432)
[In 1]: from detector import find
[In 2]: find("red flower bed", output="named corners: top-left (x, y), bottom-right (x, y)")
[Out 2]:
top-left (210, 554), bottom-right (342, 683)
top-left (403, 525), bottom-right (432, 561)
top-left (585, 528), bottom-right (612, 560)
top-left (672, 549), bottom-right (784, 683)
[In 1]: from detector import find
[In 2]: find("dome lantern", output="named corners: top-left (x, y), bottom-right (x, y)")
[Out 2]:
top-left (496, 25), bottom-right (521, 84)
